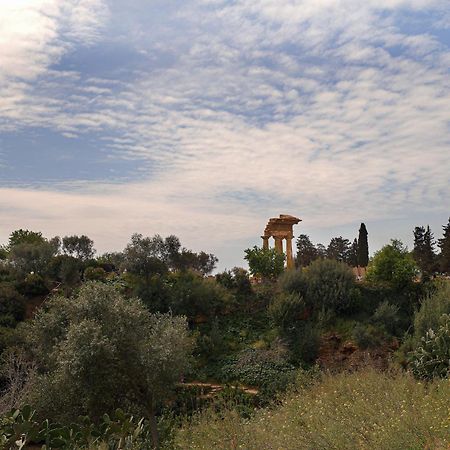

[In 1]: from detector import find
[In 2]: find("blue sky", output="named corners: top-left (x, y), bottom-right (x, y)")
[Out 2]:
top-left (0, 0), bottom-right (449, 270)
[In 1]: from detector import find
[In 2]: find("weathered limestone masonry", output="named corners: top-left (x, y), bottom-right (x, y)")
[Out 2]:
top-left (262, 214), bottom-right (301, 269)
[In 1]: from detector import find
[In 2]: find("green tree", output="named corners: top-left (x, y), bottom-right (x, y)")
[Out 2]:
top-left (0, 246), bottom-right (7, 260)
top-left (296, 234), bottom-right (317, 267)
top-left (21, 282), bottom-right (192, 447)
top-left (8, 230), bottom-right (45, 248)
top-left (315, 243), bottom-right (327, 259)
top-left (244, 246), bottom-right (285, 281)
top-left (327, 236), bottom-right (351, 263)
top-left (62, 235), bottom-right (95, 261)
top-left (215, 267), bottom-right (252, 300)
top-left (304, 259), bottom-right (356, 314)
top-left (7, 238), bottom-right (59, 277)
top-left (357, 223), bottom-right (369, 267)
top-left (438, 218), bottom-right (450, 274)
top-left (167, 270), bottom-right (234, 318)
top-left (366, 240), bottom-right (418, 288)
top-left (348, 238), bottom-right (358, 267)
top-left (413, 225), bottom-right (436, 277)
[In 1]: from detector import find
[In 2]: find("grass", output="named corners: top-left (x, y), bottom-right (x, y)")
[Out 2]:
top-left (171, 369), bottom-right (450, 450)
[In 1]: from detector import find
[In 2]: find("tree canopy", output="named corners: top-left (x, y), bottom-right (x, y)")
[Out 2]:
top-left (366, 239), bottom-right (418, 287)
top-left (21, 282), bottom-right (192, 445)
top-left (244, 246), bottom-right (285, 281)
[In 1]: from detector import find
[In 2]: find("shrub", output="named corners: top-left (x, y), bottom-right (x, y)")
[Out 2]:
top-left (83, 266), bottom-right (107, 281)
top-left (413, 281), bottom-right (450, 344)
top-left (16, 273), bottom-right (48, 297)
top-left (0, 282), bottom-right (26, 326)
top-left (167, 271), bottom-right (234, 318)
top-left (215, 267), bottom-right (252, 301)
top-left (288, 321), bottom-right (320, 364)
top-left (20, 282), bottom-right (192, 446)
top-left (372, 301), bottom-right (400, 335)
top-left (277, 269), bottom-right (307, 297)
top-left (409, 314), bottom-right (450, 380)
top-left (220, 344), bottom-right (296, 398)
top-left (304, 259), bottom-right (355, 314)
top-left (352, 324), bottom-right (384, 349)
top-left (268, 292), bottom-right (307, 330)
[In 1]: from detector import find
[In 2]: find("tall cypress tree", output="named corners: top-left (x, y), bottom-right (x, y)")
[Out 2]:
top-left (438, 217), bottom-right (450, 274)
top-left (357, 223), bottom-right (369, 267)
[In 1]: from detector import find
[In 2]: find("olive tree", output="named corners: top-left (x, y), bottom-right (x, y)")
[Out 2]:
top-left (21, 282), bottom-right (192, 447)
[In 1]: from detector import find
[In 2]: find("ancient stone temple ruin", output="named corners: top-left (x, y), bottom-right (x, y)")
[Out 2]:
top-left (262, 214), bottom-right (301, 269)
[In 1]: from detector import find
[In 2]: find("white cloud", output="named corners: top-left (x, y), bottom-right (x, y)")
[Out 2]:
top-left (0, 0), bottom-right (448, 268)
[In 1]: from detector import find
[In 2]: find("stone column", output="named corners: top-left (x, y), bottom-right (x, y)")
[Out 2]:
top-left (273, 236), bottom-right (283, 254)
top-left (261, 235), bottom-right (269, 250)
top-left (286, 235), bottom-right (294, 269)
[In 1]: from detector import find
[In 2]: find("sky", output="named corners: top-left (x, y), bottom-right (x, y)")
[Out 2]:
top-left (0, 0), bottom-right (449, 271)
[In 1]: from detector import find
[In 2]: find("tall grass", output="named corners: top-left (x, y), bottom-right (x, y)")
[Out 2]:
top-left (172, 369), bottom-right (449, 450)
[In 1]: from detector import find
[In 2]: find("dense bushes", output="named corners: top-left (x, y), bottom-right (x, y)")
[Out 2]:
top-left (220, 345), bottom-right (296, 397)
top-left (410, 315), bottom-right (450, 379)
top-left (413, 281), bottom-right (450, 344)
top-left (0, 406), bottom-right (153, 450)
top-left (304, 259), bottom-right (357, 313)
top-left (407, 281), bottom-right (450, 379)
top-left (19, 283), bottom-right (192, 435)
top-left (0, 283), bottom-right (25, 327)
top-left (278, 259), bottom-right (357, 316)
top-left (173, 369), bottom-right (450, 450)
top-left (167, 271), bottom-right (234, 319)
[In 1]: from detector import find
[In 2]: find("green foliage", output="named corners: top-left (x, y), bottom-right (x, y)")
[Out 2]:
top-left (268, 292), bottom-right (306, 330)
top-left (167, 271), bottom-right (234, 318)
top-left (0, 247), bottom-right (7, 261)
top-left (122, 234), bottom-right (217, 277)
top-left (326, 236), bottom-right (351, 263)
top-left (372, 300), bottom-right (400, 335)
top-left (0, 406), bottom-right (152, 449)
top-left (20, 282), bottom-right (193, 425)
top-left (288, 321), bottom-right (320, 364)
top-left (413, 225), bottom-right (437, 278)
top-left (437, 217), bottom-right (450, 273)
top-left (174, 369), bottom-right (450, 450)
top-left (122, 233), bottom-right (169, 277)
top-left (357, 223), bottom-right (369, 267)
top-left (62, 235), bottom-right (96, 261)
top-left (8, 230), bottom-right (45, 248)
top-left (215, 267), bottom-right (252, 301)
top-left (244, 246), bottom-right (285, 281)
top-left (366, 239), bottom-right (418, 287)
top-left (352, 323), bottom-right (384, 349)
top-left (413, 281), bottom-right (450, 344)
top-left (7, 236), bottom-right (59, 278)
top-left (410, 314), bottom-right (450, 380)
top-left (83, 266), bottom-right (107, 281)
top-left (17, 273), bottom-right (48, 297)
top-left (277, 269), bottom-right (307, 297)
top-left (0, 282), bottom-right (25, 326)
top-left (303, 258), bottom-right (356, 314)
top-left (220, 345), bottom-right (296, 398)
top-left (295, 234), bottom-right (318, 267)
